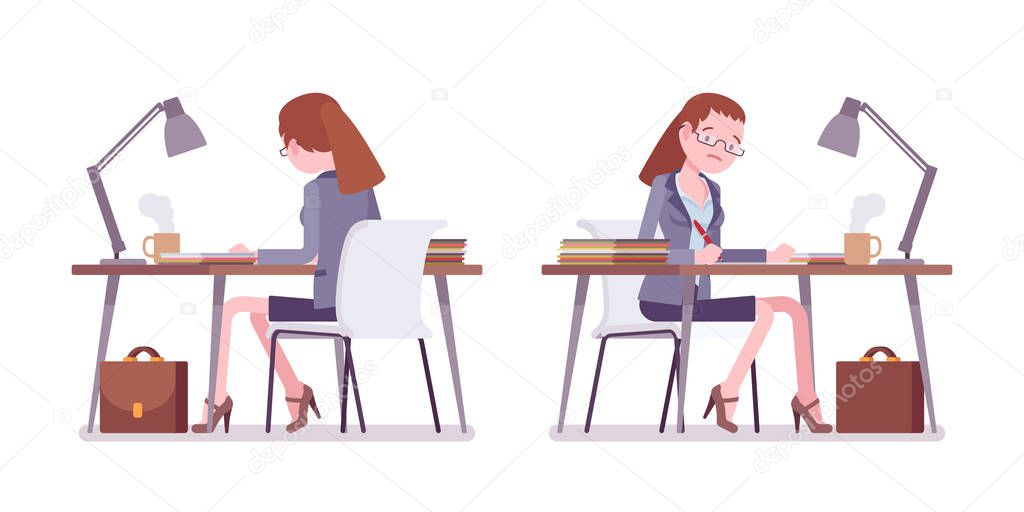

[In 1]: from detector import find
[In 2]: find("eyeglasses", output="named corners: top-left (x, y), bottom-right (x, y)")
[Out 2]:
top-left (685, 128), bottom-right (745, 157)
top-left (279, 146), bottom-right (288, 157)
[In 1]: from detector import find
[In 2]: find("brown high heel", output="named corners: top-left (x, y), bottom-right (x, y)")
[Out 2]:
top-left (285, 385), bottom-right (321, 433)
top-left (791, 396), bottom-right (833, 433)
top-left (191, 396), bottom-right (233, 433)
top-left (703, 385), bottom-right (739, 433)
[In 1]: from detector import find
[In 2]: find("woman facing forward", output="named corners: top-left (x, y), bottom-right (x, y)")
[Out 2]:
top-left (636, 92), bottom-right (831, 434)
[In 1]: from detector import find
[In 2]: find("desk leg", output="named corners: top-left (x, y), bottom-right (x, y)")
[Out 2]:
top-left (675, 275), bottom-right (696, 433)
top-left (557, 275), bottom-right (589, 433)
top-left (905, 275), bottom-right (937, 433)
top-left (434, 275), bottom-right (467, 434)
top-left (798, 275), bottom-right (816, 387)
top-left (206, 275), bottom-right (226, 432)
top-left (87, 275), bottom-right (120, 433)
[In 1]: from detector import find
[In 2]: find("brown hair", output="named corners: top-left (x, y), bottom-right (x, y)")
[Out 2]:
top-left (638, 93), bottom-right (745, 186)
top-left (279, 93), bottom-right (385, 194)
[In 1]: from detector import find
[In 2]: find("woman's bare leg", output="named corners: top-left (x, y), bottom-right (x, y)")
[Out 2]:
top-left (198, 297), bottom-right (259, 420)
top-left (761, 296), bottom-right (822, 421)
top-left (716, 296), bottom-right (822, 423)
top-left (718, 298), bottom-right (775, 420)
top-left (249, 311), bottom-right (304, 419)
top-left (199, 297), bottom-right (304, 421)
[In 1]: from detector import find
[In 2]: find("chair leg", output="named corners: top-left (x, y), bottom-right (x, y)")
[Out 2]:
top-left (659, 338), bottom-right (680, 433)
top-left (584, 338), bottom-right (610, 433)
top-left (419, 339), bottom-right (441, 433)
top-left (346, 344), bottom-right (366, 433)
top-left (750, 360), bottom-right (761, 434)
top-left (333, 338), bottom-right (348, 432)
top-left (265, 332), bottom-right (279, 434)
top-left (340, 337), bottom-right (351, 433)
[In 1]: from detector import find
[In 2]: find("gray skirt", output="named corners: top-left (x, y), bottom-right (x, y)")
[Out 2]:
top-left (268, 296), bottom-right (336, 322)
top-left (639, 289), bottom-right (755, 322)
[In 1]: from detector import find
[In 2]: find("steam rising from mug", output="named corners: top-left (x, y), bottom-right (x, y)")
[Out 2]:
top-left (139, 193), bottom-right (175, 232)
top-left (850, 193), bottom-right (885, 233)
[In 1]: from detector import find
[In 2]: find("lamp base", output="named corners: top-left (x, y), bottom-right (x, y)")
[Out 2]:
top-left (878, 258), bottom-right (924, 265)
top-left (100, 258), bottom-right (147, 265)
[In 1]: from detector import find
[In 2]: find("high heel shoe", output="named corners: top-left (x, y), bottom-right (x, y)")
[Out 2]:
top-left (703, 385), bottom-right (739, 433)
top-left (285, 384), bottom-right (321, 433)
top-left (191, 396), bottom-right (233, 433)
top-left (791, 395), bottom-right (833, 433)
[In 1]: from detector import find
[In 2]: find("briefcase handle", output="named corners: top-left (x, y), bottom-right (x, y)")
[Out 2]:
top-left (122, 346), bottom-right (165, 362)
top-left (859, 346), bottom-right (901, 362)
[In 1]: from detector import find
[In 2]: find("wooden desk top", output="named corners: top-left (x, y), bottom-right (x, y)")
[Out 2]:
top-left (72, 263), bottom-right (483, 276)
top-left (541, 263), bottom-right (952, 276)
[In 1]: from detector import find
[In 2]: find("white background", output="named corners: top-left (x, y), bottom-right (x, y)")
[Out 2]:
top-left (1, 0), bottom-right (1022, 510)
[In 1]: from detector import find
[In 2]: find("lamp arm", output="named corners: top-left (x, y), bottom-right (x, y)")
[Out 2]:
top-left (93, 102), bottom-right (165, 172)
top-left (87, 166), bottom-right (125, 257)
top-left (860, 102), bottom-right (930, 172)
top-left (900, 165), bottom-right (937, 257)
top-left (87, 102), bottom-right (166, 259)
top-left (861, 102), bottom-right (937, 258)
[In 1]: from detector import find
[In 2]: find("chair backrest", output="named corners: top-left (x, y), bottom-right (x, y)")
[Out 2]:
top-left (577, 219), bottom-right (661, 331)
top-left (335, 219), bottom-right (445, 338)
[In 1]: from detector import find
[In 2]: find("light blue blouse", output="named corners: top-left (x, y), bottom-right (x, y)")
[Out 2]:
top-left (676, 173), bottom-right (714, 288)
top-left (676, 173), bottom-right (714, 251)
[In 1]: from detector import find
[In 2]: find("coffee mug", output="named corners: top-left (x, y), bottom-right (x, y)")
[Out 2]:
top-left (844, 233), bottom-right (881, 265)
top-left (143, 233), bottom-right (180, 263)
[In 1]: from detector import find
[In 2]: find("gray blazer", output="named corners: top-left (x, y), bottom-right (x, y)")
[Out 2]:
top-left (257, 171), bottom-right (381, 310)
top-left (637, 171), bottom-right (765, 306)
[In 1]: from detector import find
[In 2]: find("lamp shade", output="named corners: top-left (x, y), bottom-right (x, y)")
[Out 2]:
top-left (817, 97), bottom-right (861, 157)
top-left (163, 97), bottom-right (207, 157)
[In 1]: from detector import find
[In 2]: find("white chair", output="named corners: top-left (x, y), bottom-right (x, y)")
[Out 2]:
top-left (264, 220), bottom-right (446, 434)
top-left (577, 219), bottom-right (761, 433)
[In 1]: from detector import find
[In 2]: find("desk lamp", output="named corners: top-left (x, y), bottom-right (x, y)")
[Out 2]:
top-left (817, 97), bottom-right (937, 264)
top-left (86, 97), bottom-right (206, 264)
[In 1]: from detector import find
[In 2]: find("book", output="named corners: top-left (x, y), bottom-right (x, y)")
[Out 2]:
top-left (426, 238), bottom-right (467, 264)
top-left (158, 252), bottom-right (257, 264)
top-left (557, 238), bottom-right (670, 265)
top-left (789, 252), bottom-right (845, 264)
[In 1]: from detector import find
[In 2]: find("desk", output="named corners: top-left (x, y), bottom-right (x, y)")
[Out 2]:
top-left (72, 263), bottom-right (482, 434)
top-left (541, 263), bottom-right (953, 434)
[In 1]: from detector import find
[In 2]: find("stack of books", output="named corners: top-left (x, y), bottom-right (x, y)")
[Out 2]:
top-left (558, 239), bottom-right (670, 265)
top-left (426, 239), bottom-right (467, 265)
top-left (789, 252), bottom-right (845, 264)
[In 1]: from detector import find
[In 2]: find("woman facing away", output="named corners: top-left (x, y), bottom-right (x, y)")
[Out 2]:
top-left (192, 92), bottom-right (385, 434)
top-left (637, 92), bottom-right (832, 434)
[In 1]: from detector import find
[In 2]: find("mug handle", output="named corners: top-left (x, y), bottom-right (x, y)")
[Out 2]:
top-left (142, 236), bottom-right (156, 258)
top-left (869, 236), bottom-right (882, 258)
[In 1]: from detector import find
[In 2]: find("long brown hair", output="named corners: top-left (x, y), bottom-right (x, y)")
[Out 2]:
top-left (279, 93), bottom-right (385, 194)
top-left (638, 93), bottom-right (745, 186)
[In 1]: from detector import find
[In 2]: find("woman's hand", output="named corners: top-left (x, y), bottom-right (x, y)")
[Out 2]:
top-left (695, 244), bottom-right (723, 264)
top-left (767, 243), bottom-right (795, 263)
top-left (229, 243), bottom-right (252, 254)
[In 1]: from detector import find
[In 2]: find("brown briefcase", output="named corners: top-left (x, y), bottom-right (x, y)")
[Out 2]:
top-left (836, 346), bottom-right (923, 433)
top-left (99, 346), bottom-right (188, 433)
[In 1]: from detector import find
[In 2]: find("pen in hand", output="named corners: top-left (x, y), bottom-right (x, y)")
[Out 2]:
top-left (693, 220), bottom-right (722, 263)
